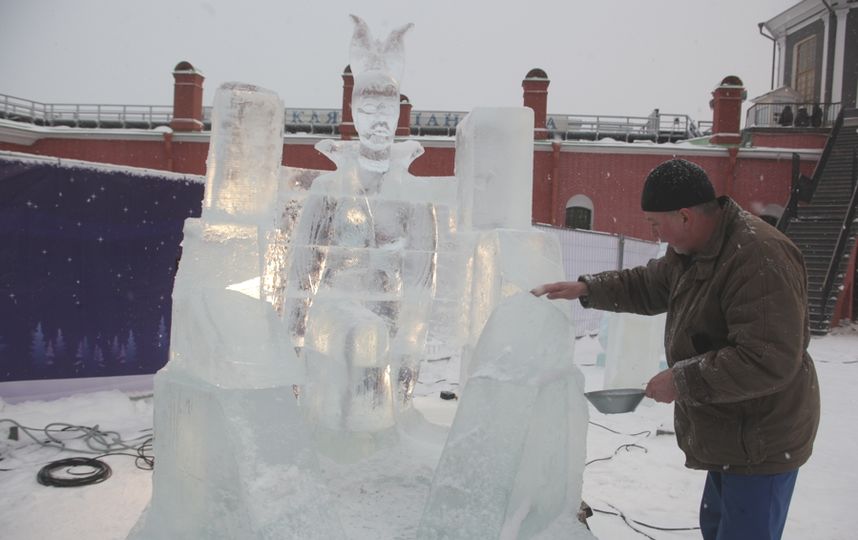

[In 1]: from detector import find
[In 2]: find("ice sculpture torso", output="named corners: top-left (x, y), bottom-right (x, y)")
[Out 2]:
top-left (282, 139), bottom-right (439, 434)
top-left (278, 17), bottom-right (441, 436)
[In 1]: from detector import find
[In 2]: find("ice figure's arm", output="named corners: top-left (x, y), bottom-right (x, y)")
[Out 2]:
top-left (314, 139), bottom-right (359, 172)
top-left (315, 139), bottom-right (348, 165)
top-left (672, 240), bottom-right (808, 405)
top-left (286, 195), bottom-right (334, 295)
top-left (294, 194), bottom-right (334, 246)
top-left (391, 140), bottom-right (424, 169)
top-left (578, 255), bottom-right (672, 315)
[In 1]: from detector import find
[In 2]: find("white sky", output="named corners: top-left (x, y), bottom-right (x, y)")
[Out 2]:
top-left (1, 0), bottom-right (797, 121)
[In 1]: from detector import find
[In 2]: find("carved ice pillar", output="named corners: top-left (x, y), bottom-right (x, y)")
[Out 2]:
top-left (454, 107), bottom-right (570, 386)
top-left (455, 107), bottom-right (534, 230)
top-left (129, 83), bottom-right (345, 540)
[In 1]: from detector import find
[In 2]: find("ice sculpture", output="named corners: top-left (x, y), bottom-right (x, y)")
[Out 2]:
top-left (132, 14), bottom-right (595, 539)
top-left (273, 16), bottom-right (444, 453)
top-left (129, 83), bottom-right (345, 539)
top-left (417, 293), bottom-right (591, 539)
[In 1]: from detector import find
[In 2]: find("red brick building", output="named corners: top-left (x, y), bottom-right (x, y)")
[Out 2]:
top-left (1, 1), bottom-right (856, 327)
top-left (0, 65), bottom-right (826, 236)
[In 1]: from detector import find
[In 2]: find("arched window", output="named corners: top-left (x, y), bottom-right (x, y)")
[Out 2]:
top-left (565, 195), bottom-right (594, 230)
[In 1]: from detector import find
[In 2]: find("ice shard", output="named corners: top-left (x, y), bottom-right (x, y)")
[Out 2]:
top-left (449, 106), bottom-right (570, 386)
top-left (417, 293), bottom-right (593, 539)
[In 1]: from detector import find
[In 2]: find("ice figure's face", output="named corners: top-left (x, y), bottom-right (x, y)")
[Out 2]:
top-left (353, 73), bottom-right (400, 152)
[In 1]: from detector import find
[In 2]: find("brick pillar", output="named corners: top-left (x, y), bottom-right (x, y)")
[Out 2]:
top-left (522, 68), bottom-right (550, 140)
top-left (170, 61), bottom-right (204, 132)
top-left (710, 75), bottom-right (745, 145)
top-left (340, 65), bottom-right (356, 140)
top-left (397, 94), bottom-right (412, 137)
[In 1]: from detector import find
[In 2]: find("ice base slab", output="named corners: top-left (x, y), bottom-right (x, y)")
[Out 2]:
top-left (416, 376), bottom-right (592, 540)
top-left (128, 371), bottom-right (344, 540)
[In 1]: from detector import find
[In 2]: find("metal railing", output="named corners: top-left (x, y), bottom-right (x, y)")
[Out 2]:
top-left (820, 147), bottom-right (858, 314)
top-left (777, 110), bottom-right (845, 232)
top-left (1, 92), bottom-right (707, 143)
top-left (745, 102), bottom-right (841, 129)
top-left (777, 153), bottom-right (804, 232)
top-left (697, 120), bottom-right (713, 135)
top-left (0, 93), bottom-right (173, 129)
top-left (548, 110), bottom-right (704, 142)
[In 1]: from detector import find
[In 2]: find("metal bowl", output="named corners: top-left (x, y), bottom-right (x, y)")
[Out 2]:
top-left (584, 388), bottom-right (646, 414)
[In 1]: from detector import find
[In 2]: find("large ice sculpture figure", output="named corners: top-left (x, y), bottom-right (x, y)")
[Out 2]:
top-left (131, 14), bottom-right (594, 537)
top-left (417, 293), bottom-right (593, 539)
top-left (276, 16), bottom-right (442, 450)
top-left (129, 83), bottom-right (345, 539)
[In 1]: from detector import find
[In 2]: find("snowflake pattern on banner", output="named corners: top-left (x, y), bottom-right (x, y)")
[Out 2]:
top-left (0, 156), bottom-right (203, 381)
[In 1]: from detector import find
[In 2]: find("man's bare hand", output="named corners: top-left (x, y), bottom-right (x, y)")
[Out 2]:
top-left (530, 281), bottom-right (589, 300)
top-left (645, 369), bottom-right (677, 403)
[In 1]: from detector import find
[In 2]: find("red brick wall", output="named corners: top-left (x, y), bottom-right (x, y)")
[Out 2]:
top-left (748, 131), bottom-right (829, 149)
top-left (1, 134), bottom-right (821, 240)
top-left (409, 146), bottom-right (455, 177)
top-left (531, 149), bottom-right (817, 240)
top-left (1, 139), bottom-right (171, 170)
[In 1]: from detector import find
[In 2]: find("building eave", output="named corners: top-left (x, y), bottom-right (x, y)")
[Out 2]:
top-left (764, 0), bottom-right (827, 38)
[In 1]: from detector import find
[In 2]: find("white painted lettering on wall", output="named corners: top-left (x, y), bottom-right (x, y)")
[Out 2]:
top-left (282, 110), bottom-right (560, 129)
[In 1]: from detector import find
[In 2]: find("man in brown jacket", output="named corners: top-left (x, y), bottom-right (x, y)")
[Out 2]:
top-left (533, 158), bottom-right (820, 540)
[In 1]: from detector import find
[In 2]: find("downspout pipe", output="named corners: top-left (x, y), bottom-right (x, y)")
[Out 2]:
top-left (758, 22), bottom-right (777, 90)
top-left (551, 140), bottom-right (561, 226)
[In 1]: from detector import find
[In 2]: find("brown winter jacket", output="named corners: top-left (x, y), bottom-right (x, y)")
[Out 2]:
top-left (581, 197), bottom-right (820, 475)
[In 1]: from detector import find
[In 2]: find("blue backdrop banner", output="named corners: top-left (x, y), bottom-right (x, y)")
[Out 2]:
top-left (0, 153), bottom-right (204, 383)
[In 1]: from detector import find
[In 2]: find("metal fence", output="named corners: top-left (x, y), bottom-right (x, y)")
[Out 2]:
top-left (547, 110), bottom-right (704, 142)
top-left (0, 93), bottom-right (173, 129)
top-left (535, 225), bottom-right (661, 336)
top-left (1, 92), bottom-right (707, 143)
top-left (745, 102), bottom-right (841, 129)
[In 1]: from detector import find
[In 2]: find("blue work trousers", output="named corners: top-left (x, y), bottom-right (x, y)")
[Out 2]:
top-left (700, 469), bottom-right (798, 540)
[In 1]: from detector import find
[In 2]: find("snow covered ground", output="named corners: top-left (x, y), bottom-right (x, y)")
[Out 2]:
top-left (1, 326), bottom-right (856, 539)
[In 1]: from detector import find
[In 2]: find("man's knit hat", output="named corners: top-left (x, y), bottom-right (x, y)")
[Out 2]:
top-left (640, 158), bottom-right (716, 212)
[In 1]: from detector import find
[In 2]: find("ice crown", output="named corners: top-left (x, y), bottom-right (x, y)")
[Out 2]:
top-left (349, 14), bottom-right (413, 83)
